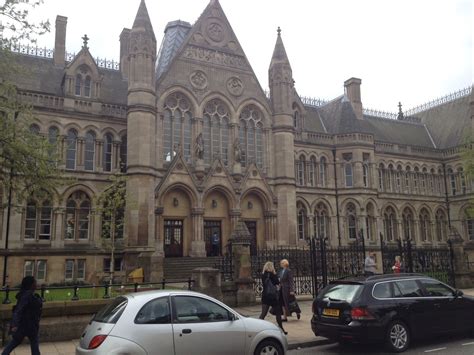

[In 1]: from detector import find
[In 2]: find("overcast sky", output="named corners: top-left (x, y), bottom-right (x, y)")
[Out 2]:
top-left (25, 0), bottom-right (473, 112)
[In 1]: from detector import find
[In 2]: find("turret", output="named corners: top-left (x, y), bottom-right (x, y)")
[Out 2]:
top-left (269, 27), bottom-right (293, 118)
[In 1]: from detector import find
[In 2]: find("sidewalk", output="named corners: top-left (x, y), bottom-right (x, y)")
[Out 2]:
top-left (3, 290), bottom-right (473, 354)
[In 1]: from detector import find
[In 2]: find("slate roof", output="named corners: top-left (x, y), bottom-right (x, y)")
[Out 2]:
top-left (10, 53), bottom-right (128, 105)
top-left (155, 20), bottom-right (191, 80)
top-left (416, 94), bottom-right (471, 149)
top-left (314, 96), bottom-right (436, 148)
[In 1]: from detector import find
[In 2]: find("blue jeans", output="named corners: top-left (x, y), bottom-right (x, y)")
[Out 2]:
top-left (2, 332), bottom-right (40, 355)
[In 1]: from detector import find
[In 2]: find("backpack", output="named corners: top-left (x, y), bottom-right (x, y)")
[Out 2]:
top-left (263, 274), bottom-right (278, 302)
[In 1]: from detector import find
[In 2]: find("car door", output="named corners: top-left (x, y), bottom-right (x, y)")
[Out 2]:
top-left (171, 295), bottom-right (246, 355)
top-left (124, 296), bottom-right (175, 355)
top-left (393, 279), bottom-right (435, 338)
top-left (418, 279), bottom-right (463, 333)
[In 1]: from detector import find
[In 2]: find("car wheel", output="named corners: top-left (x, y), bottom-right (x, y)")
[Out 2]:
top-left (386, 320), bottom-right (410, 353)
top-left (254, 339), bottom-right (283, 355)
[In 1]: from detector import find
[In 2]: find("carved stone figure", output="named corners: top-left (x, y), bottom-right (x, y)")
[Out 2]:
top-left (233, 138), bottom-right (242, 163)
top-left (195, 133), bottom-right (204, 160)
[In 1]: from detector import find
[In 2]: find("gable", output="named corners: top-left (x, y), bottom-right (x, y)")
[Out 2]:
top-left (156, 0), bottom-right (268, 110)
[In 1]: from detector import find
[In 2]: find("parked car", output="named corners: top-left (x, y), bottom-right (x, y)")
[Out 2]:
top-left (76, 290), bottom-right (288, 355)
top-left (311, 274), bottom-right (474, 353)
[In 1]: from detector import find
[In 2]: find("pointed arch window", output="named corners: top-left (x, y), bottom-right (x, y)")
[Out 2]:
top-left (421, 168), bottom-right (427, 193)
top-left (120, 135), bottom-right (127, 173)
top-left (402, 209), bottom-right (414, 241)
top-left (458, 168), bottom-right (466, 194)
top-left (365, 203), bottom-right (376, 241)
top-left (435, 209), bottom-right (447, 242)
top-left (48, 126), bottom-right (59, 160)
top-left (297, 204), bottom-right (307, 240)
top-left (319, 157), bottom-right (327, 187)
top-left (103, 133), bottom-right (113, 172)
top-left (66, 129), bottom-right (78, 170)
top-left (162, 92), bottom-right (193, 163)
top-left (65, 191), bottom-right (91, 240)
top-left (84, 131), bottom-right (95, 171)
top-left (309, 156), bottom-right (316, 187)
top-left (378, 163), bottom-right (385, 191)
top-left (383, 207), bottom-right (397, 242)
top-left (363, 164), bottom-right (369, 187)
top-left (84, 76), bottom-right (92, 97)
top-left (396, 165), bottom-right (402, 192)
top-left (448, 168), bottom-right (456, 195)
top-left (203, 99), bottom-right (230, 165)
top-left (29, 124), bottom-right (40, 134)
top-left (239, 105), bottom-right (264, 169)
top-left (24, 196), bottom-right (52, 241)
top-left (297, 155), bottom-right (306, 186)
top-left (413, 167), bottom-right (419, 193)
top-left (314, 203), bottom-right (329, 239)
top-left (405, 167), bottom-right (411, 193)
top-left (343, 153), bottom-right (353, 188)
top-left (465, 209), bottom-right (474, 241)
top-left (419, 209), bottom-right (431, 242)
top-left (346, 203), bottom-right (357, 240)
top-left (387, 164), bottom-right (394, 192)
top-left (75, 74), bottom-right (82, 96)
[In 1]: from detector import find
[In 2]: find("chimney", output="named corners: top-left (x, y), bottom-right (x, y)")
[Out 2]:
top-left (120, 28), bottom-right (131, 78)
top-left (344, 77), bottom-right (363, 119)
top-left (53, 15), bottom-right (67, 66)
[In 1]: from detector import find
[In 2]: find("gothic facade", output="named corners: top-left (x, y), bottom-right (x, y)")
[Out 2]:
top-left (1, 0), bottom-right (473, 285)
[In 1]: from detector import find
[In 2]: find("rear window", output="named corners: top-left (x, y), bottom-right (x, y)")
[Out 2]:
top-left (320, 283), bottom-right (363, 303)
top-left (94, 297), bottom-right (128, 324)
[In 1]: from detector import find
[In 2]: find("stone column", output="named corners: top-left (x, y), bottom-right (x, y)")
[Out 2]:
top-left (76, 137), bottom-right (85, 170)
top-left (148, 207), bottom-right (164, 282)
top-left (448, 233), bottom-right (472, 288)
top-left (113, 141), bottom-right (121, 171)
top-left (190, 208), bottom-right (205, 257)
top-left (59, 135), bottom-right (66, 169)
top-left (52, 208), bottom-right (64, 248)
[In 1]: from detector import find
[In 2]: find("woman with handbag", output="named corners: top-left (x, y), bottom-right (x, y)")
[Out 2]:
top-left (259, 261), bottom-right (287, 334)
top-left (279, 259), bottom-right (301, 321)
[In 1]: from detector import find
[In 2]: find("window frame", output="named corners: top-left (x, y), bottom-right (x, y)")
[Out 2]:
top-left (134, 296), bottom-right (172, 325)
top-left (171, 295), bottom-right (235, 324)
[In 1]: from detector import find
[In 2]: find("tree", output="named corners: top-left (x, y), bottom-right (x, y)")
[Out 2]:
top-left (98, 174), bottom-right (127, 285)
top-left (1, 0), bottom-right (62, 286)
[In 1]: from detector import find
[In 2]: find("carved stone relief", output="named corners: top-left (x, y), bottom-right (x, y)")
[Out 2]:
top-left (227, 76), bottom-right (244, 96)
top-left (190, 70), bottom-right (208, 90)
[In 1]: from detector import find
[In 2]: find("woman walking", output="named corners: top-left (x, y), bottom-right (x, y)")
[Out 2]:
top-left (259, 262), bottom-right (287, 334)
top-left (279, 259), bottom-right (301, 321)
top-left (2, 276), bottom-right (43, 355)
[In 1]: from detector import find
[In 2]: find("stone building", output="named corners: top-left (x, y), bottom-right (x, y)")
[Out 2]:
top-left (1, 0), bottom-right (473, 285)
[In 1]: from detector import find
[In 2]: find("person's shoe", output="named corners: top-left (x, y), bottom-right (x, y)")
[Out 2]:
top-left (297, 313), bottom-right (301, 320)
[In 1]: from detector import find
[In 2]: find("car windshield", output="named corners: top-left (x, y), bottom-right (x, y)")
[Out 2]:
top-left (320, 283), bottom-right (363, 303)
top-left (94, 297), bottom-right (128, 324)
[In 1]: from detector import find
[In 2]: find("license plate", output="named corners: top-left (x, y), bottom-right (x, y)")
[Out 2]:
top-left (322, 308), bottom-right (340, 317)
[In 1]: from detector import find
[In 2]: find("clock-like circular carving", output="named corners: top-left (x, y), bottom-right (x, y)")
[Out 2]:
top-left (190, 70), bottom-right (208, 90)
top-left (227, 76), bottom-right (244, 96)
top-left (206, 22), bottom-right (225, 43)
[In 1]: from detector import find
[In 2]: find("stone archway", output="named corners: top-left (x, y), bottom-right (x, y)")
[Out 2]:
top-left (161, 188), bottom-right (192, 257)
top-left (240, 192), bottom-right (266, 254)
top-left (203, 190), bottom-right (231, 256)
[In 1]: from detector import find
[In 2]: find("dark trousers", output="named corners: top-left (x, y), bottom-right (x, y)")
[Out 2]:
top-left (211, 244), bottom-right (219, 256)
top-left (259, 304), bottom-right (284, 330)
top-left (2, 332), bottom-right (40, 355)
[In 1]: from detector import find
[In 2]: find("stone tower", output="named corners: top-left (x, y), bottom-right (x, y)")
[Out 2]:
top-left (269, 29), bottom-right (297, 245)
top-left (126, 0), bottom-right (158, 259)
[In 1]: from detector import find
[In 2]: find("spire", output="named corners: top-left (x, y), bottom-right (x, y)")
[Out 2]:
top-left (132, 0), bottom-right (155, 41)
top-left (270, 27), bottom-right (291, 68)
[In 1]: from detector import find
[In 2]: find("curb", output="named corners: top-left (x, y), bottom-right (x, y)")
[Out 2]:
top-left (288, 338), bottom-right (334, 350)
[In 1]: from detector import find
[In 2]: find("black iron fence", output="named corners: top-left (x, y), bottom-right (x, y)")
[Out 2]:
top-left (379, 233), bottom-right (455, 287)
top-left (0, 279), bottom-right (194, 305)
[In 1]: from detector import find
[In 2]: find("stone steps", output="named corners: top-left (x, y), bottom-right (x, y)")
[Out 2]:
top-left (163, 257), bottom-right (223, 281)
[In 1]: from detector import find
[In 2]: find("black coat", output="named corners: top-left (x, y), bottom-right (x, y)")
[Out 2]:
top-left (11, 290), bottom-right (43, 336)
top-left (261, 271), bottom-right (280, 307)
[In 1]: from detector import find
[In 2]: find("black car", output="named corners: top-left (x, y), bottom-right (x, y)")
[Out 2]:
top-left (311, 274), bottom-right (474, 352)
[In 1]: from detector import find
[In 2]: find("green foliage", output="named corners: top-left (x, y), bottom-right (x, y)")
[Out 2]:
top-left (98, 174), bottom-right (127, 241)
top-left (0, 0), bottom-right (65, 205)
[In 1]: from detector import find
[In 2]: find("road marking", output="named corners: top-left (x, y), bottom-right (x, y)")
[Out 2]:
top-left (424, 348), bottom-right (447, 353)
top-left (462, 342), bottom-right (474, 346)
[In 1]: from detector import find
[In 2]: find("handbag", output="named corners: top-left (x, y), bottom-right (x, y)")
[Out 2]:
top-left (288, 294), bottom-right (301, 315)
top-left (263, 274), bottom-right (278, 302)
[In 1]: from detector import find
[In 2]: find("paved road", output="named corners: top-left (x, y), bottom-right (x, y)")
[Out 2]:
top-left (289, 335), bottom-right (474, 355)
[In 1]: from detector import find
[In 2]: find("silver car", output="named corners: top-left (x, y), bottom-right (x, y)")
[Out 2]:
top-left (76, 290), bottom-right (288, 355)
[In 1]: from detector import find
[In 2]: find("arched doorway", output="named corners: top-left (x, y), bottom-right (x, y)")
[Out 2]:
top-left (162, 188), bottom-right (192, 257)
top-left (241, 192), bottom-right (266, 255)
top-left (203, 190), bottom-right (231, 257)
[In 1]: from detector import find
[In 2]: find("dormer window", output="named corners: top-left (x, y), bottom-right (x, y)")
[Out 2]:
top-left (74, 65), bottom-right (93, 98)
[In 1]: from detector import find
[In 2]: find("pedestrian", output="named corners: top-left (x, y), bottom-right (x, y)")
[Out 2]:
top-left (364, 252), bottom-right (377, 275)
top-left (392, 255), bottom-right (402, 274)
top-left (259, 261), bottom-right (287, 334)
top-left (279, 259), bottom-right (300, 321)
top-left (2, 276), bottom-right (43, 355)
top-left (211, 232), bottom-right (220, 256)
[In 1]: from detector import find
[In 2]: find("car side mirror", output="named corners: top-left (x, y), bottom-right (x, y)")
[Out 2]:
top-left (454, 290), bottom-right (463, 297)
top-left (228, 312), bottom-right (237, 321)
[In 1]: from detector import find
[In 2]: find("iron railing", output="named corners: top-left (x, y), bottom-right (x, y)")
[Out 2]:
top-left (0, 278), bottom-right (194, 305)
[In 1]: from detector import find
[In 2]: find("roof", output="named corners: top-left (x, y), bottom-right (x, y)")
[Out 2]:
top-left (9, 53), bottom-right (128, 105)
top-left (416, 94), bottom-right (472, 149)
top-left (330, 273), bottom-right (429, 284)
top-left (155, 20), bottom-right (191, 80)
top-left (304, 106), bottom-right (326, 133)
top-left (316, 96), bottom-right (436, 148)
top-left (132, 0), bottom-right (156, 41)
